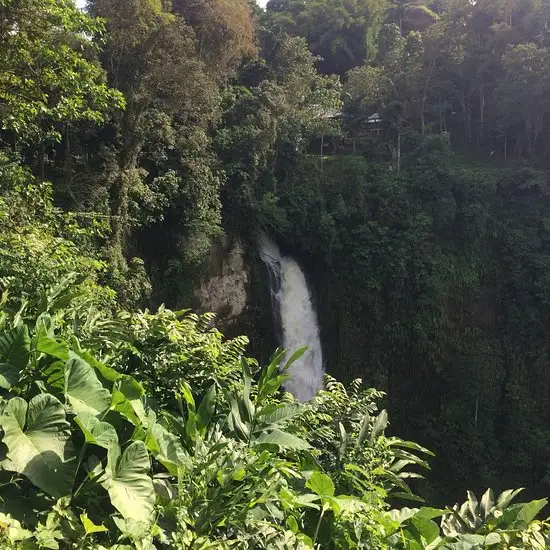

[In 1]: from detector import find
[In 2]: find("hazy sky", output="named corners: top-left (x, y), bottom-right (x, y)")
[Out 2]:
top-left (76, 0), bottom-right (268, 8)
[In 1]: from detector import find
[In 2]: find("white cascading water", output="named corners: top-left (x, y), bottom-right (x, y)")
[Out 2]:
top-left (258, 234), bottom-right (324, 401)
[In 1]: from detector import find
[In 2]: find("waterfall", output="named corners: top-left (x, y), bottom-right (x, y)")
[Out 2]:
top-left (258, 234), bottom-right (324, 401)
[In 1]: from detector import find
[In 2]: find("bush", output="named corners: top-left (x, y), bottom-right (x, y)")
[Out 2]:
top-left (0, 294), bottom-right (547, 548)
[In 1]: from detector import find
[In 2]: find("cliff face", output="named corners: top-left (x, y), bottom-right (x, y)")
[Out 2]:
top-left (195, 235), bottom-right (249, 325)
top-left (193, 234), bottom-right (277, 363)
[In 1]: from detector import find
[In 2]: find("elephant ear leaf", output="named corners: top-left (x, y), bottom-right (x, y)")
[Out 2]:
top-left (0, 325), bottom-right (30, 370)
top-left (102, 441), bottom-right (155, 523)
top-left (146, 422), bottom-right (191, 475)
top-left (0, 326), bottom-right (31, 388)
top-left (0, 394), bottom-right (76, 498)
top-left (63, 355), bottom-right (112, 416)
top-left (75, 413), bottom-right (118, 449)
top-left (0, 363), bottom-right (22, 390)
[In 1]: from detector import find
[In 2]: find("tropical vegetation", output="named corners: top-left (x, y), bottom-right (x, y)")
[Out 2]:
top-left (0, 290), bottom-right (548, 548)
top-left (1, 0), bottom-right (550, 547)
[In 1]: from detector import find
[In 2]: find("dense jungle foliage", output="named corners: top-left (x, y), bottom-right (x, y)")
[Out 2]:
top-left (1, 0), bottom-right (550, 547)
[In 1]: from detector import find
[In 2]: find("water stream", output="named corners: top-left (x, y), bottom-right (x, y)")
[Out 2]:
top-left (258, 234), bottom-right (324, 401)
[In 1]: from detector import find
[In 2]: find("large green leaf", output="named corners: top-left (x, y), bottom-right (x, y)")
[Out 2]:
top-left (414, 507), bottom-right (448, 520)
top-left (256, 403), bottom-right (301, 426)
top-left (0, 326), bottom-right (30, 370)
top-left (75, 412), bottom-right (118, 449)
top-left (36, 335), bottom-right (70, 362)
top-left (410, 516), bottom-right (440, 544)
top-left (111, 376), bottom-right (147, 427)
top-left (178, 381), bottom-right (196, 413)
top-left (253, 428), bottom-right (311, 450)
top-left (102, 441), bottom-right (155, 522)
top-left (370, 409), bottom-right (388, 444)
top-left (514, 499), bottom-right (547, 527)
top-left (0, 394), bottom-right (76, 498)
top-left (387, 438), bottom-right (435, 457)
top-left (306, 471), bottom-right (335, 498)
top-left (240, 359), bottom-right (255, 423)
top-left (146, 422), bottom-right (191, 475)
top-left (466, 490), bottom-right (479, 519)
top-left (228, 395), bottom-right (250, 440)
top-left (64, 355), bottom-right (112, 416)
top-left (283, 347), bottom-right (307, 371)
top-left (196, 385), bottom-right (216, 435)
top-left (34, 313), bottom-right (55, 340)
top-left (356, 410), bottom-right (371, 448)
top-left (0, 325), bottom-right (30, 390)
top-left (70, 338), bottom-right (120, 383)
top-left (480, 489), bottom-right (494, 520)
top-left (495, 488), bottom-right (523, 511)
top-left (389, 507), bottom-right (419, 525)
top-left (0, 363), bottom-right (22, 390)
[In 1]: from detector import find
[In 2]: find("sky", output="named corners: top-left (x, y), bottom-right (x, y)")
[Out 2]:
top-left (76, 0), bottom-right (269, 8)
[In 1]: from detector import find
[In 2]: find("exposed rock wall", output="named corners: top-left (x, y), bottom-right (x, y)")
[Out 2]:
top-left (193, 234), bottom-right (277, 365)
top-left (195, 235), bottom-right (249, 324)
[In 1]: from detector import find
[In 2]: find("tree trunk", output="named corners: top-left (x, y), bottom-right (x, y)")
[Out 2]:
top-left (421, 60), bottom-right (435, 136)
top-left (111, 108), bottom-right (143, 266)
top-left (504, 133), bottom-right (507, 159)
top-left (397, 126), bottom-right (401, 174)
top-left (63, 123), bottom-right (76, 203)
top-left (479, 80), bottom-right (485, 150)
top-left (112, 165), bottom-right (131, 258)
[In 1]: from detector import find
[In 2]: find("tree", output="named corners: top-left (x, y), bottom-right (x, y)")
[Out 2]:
top-left (386, 0), bottom-right (438, 35)
top-left (216, 36), bottom-right (341, 232)
top-left (497, 43), bottom-right (550, 156)
top-left (88, 0), bottom-right (222, 298)
top-left (172, 0), bottom-right (257, 82)
top-left (265, 0), bottom-right (388, 75)
top-left (0, 0), bottom-right (122, 144)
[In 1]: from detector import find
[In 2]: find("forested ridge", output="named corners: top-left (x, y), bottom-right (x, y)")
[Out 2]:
top-left (0, 0), bottom-right (549, 547)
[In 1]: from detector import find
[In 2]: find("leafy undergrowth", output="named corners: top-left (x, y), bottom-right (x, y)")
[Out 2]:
top-left (0, 295), bottom-right (547, 549)
top-left (0, 155), bottom-right (547, 548)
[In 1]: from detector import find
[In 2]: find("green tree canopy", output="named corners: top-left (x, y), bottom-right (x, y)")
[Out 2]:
top-left (0, 0), bottom-right (123, 143)
top-left (265, 0), bottom-right (388, 75)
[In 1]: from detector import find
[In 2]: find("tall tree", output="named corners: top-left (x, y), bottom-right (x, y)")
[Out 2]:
top-left (217, 36), bottom-right (341, 231)
top-left (265, 0), bottom-right (388, 75)
top-left (497, 43), bottom-right (550, 156)
top-left (386, 0), bottom-right (438, 35)
top-left (172, 0), bottom-right (257, 82)
top-left (89, 0), bottom-right (222, 300)
top-left (0, 0), bottom-right (122, 146)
